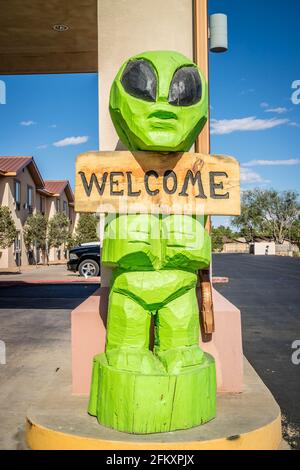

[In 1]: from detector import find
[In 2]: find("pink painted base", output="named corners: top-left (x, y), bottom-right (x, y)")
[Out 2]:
top-left (71, 287), bottom-right (243, 395)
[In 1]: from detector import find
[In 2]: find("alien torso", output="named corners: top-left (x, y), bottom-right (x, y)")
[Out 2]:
top-left (102, 213), bottom-right (211, 272)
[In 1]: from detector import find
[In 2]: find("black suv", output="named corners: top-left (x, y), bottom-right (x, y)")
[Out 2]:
top-left (67, 242), bottom-right (101, 277)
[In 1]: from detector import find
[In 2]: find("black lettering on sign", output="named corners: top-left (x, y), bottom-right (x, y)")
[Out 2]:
top-left (79, 171), bottom-right (108, 196)
top-left (110, 172), bottom-right (124, 196)
top-left (163, 170), bottom-right (178, 195)
top-left (209, 172), bottom-right (229, 199)
top-left (126, 172), bottom-right (141, 197)
top-left (179, 170), bottom-right (207, 199)
top-left (144, 170), bottom-right (159, 196)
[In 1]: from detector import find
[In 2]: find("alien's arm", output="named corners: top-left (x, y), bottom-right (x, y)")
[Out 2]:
top-left (101, 213), bottom-right (161, 271)
top-left (161, 214), bottom-right (211, 271)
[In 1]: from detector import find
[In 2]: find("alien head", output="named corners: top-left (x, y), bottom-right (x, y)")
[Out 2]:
top-left (109, 51), bottom-right (208, 152)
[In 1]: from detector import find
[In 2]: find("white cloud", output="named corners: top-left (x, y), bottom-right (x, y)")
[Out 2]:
top-left (260, 102), bottom-right (269, 108)
top-left (49, 124), bottom-right (57, 128)
top-left (211, 116), bottom-right (289, 135)
top-left (20, 120), bottom-right (36, 126)
top-left (239, 88), bottom-right (255, 96)
top-left (265, 107), bottom-right (288, 114)
top-left (36, 144), bottom-right (48, 149)
top-left (53, 136), bottom-right (89, 147)
top-left (240, 167), bottom-right (269, 184)
top-left (243, 159), bottom-right (300, 167)
top-left (289, 122), bottom-right (300, 128)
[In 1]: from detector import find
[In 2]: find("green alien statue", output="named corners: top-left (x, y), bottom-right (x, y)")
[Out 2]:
top-left (88, 51), bottom-right (216, 434)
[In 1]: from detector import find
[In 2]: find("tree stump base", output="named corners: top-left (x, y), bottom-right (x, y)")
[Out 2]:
top-left (88, 353), bottom-right (216, 434)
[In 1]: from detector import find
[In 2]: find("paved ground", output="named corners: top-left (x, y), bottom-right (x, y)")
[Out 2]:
top-left (0, 255), bottom-right (299, 449)
top-left (213, 254), bottom-right (300, 449)
top-left (0, 284), bottom-right (98, 449)
top-left (0, 264), bottom-right (100, 282)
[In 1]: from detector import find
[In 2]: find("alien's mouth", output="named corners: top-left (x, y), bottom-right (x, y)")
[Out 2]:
top-left (147, 110), bottom-right (178, 130)
top-left (149, 110), bottom-right (177, 120)
top-left (149, 120), bottom-right (177, 130)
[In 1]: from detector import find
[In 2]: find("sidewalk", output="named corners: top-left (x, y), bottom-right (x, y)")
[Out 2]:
top-left (0, 264), bottom-right (100, 284)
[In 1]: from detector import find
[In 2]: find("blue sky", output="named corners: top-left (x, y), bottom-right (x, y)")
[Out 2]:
top-left (0, 73), bottom-right (98, 185)
top-left (0, 0), bottom-right (299, 224)
top-left (208, 0), bottom-right (300, 225)
top-left (209, 0), bottom-right (300, 190)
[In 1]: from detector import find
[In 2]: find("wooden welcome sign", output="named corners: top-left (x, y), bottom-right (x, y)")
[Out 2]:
top-left (75, 151), bottom-right (240, 215)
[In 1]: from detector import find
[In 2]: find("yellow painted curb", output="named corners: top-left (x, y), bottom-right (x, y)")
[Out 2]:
top-left (26, 414), bottom-right (282, 450)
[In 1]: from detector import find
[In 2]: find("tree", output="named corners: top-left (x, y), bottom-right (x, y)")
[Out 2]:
top-left (291, 219), bottom-right (300, 248)
top-left (75, 213), bottom-right (99, 245)
top-left (48, 212), bottom-right (70, 251)
top-left (0, 206), bottom-right (17, 249)
top-left (211, 225), bottom-right (237, 252)
top-left (23, 213), bottom-right (48, 264)
top-left (66, 233), bottom-right (76, 251)
top-left (232, 189), bottom-right (300, 244)
top-left (232, 190), bottom-right (265, 242)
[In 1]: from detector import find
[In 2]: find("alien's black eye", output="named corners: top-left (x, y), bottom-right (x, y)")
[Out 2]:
top-left (121, 59), bottom-right (157, 102)
top-left (168, 66), bottom-right (202, 106)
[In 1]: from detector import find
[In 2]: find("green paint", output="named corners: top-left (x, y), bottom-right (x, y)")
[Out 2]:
top-left (88, 51), bottom-right (216, 434)
top-left (109, 51), bottom-right (208, 152)
top-left (88, 353), bottom-right (216, 434)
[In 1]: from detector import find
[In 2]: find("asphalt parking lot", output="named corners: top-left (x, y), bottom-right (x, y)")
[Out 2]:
top-left (213, 254), bottom-right (300, 449)
top-left (0, 255), bottom-right (299, 449)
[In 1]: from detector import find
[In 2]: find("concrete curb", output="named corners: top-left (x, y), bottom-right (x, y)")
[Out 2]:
top-left (0, 277), bottom-right (226, 287)
top-left (0, 278), bottom-right (100, 286)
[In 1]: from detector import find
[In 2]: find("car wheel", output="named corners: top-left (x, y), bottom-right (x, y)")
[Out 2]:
top-left (78, 259), bottom-right (100, 277)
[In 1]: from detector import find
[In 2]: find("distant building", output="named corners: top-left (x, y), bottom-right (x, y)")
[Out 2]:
top-left (0, 156), bottom-right (75, 269)
top-left (249, 242), bottom-right (276, 256)
top-left (223, 239), bottom-right (299, 257)
top-left (275, 240), bottom-right (299, 257)
top-left (222, 237), bottom-right (249, 254)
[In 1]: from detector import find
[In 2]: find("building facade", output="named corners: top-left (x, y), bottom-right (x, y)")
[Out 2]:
top-left (0, 156), bottom-right (75, 269)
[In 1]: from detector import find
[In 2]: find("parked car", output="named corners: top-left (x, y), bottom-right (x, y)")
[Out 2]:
top-left (67, 242), bottom-right (101, 277)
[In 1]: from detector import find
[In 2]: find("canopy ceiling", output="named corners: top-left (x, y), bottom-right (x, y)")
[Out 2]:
top-left (0, 0), bottom-right (97, 74)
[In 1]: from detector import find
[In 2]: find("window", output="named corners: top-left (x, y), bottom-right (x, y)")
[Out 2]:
top-left (14, 231), bottom-right (21, 252)
top-left (40, 196), bottom-right (45, 215)
top-left (63, 200), bottom-right (68, 215)
top-left (14, 180), bottom-right (21, 210)
top-left (14, 231), bottom-right (21, 267)
top-left (27, 185), bottom-right (33, 212)
top-left (56, 198), bottom-right (60, 212)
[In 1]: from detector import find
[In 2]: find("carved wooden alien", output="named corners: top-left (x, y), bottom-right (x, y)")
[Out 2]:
top-left (88, 51), bottom-right (216, 434)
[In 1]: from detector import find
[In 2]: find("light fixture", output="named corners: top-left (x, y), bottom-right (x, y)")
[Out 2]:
top-left (209, 14), bottom-right (228, 53)
top-left (53, 24), bottom-right (69, 32)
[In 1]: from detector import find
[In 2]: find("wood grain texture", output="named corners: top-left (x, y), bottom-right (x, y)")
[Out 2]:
top-left (193, 0), bottom-right (209, 154)
top-left (88, 353), bottom-right (216, 434)
top-left (75, 151), bottom-right (240, 216)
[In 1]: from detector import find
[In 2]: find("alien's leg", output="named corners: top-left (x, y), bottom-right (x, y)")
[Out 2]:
top-left (105, 290), bottom-right (165, 374)
top-left (154, 287), bottom-right (204, 374)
